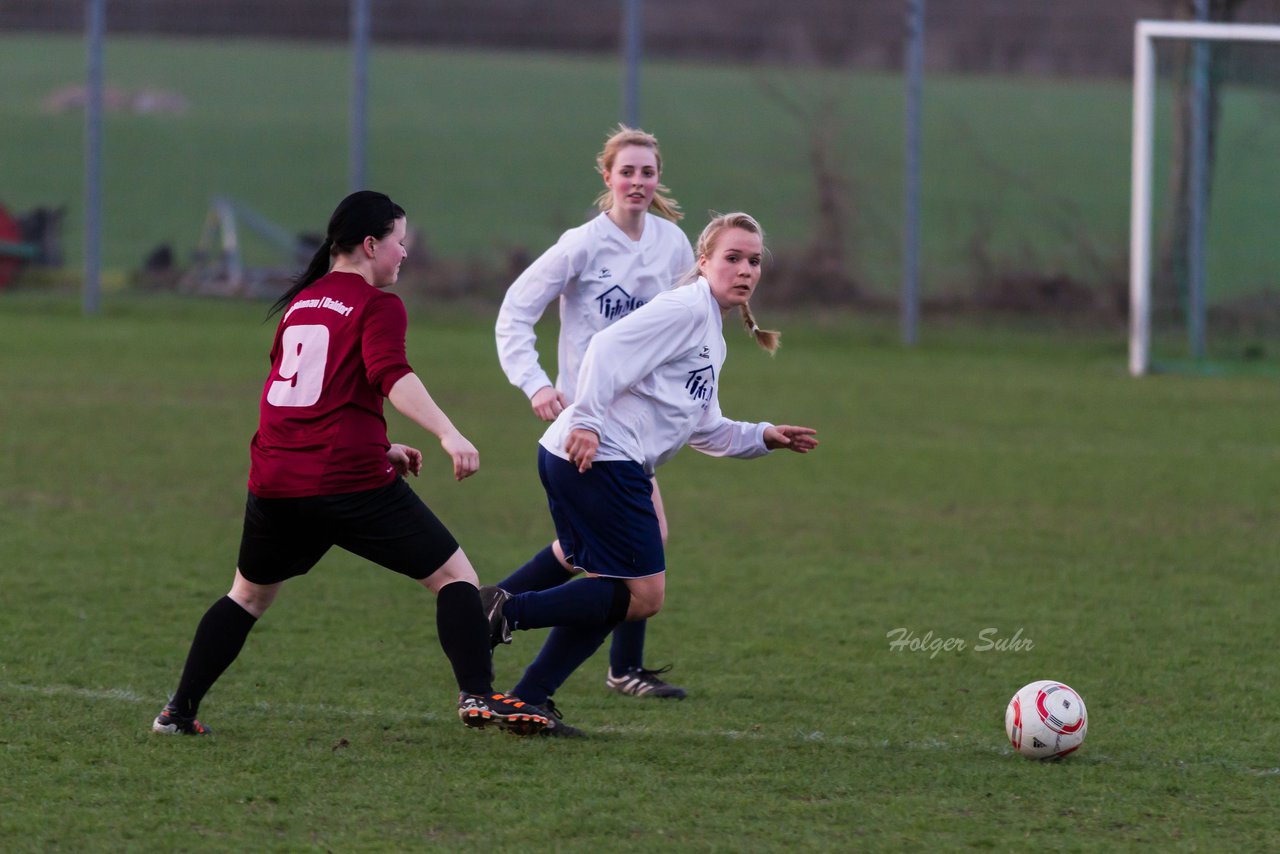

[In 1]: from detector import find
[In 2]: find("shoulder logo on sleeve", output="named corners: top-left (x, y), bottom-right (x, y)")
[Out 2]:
top-left (685, 364), bottom-right (715, 407)
top-left (595, 285), bottom-right (646, 321)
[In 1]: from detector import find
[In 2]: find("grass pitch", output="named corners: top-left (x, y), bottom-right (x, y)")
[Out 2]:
top-left (1, 294), bottom-right (1277, 850)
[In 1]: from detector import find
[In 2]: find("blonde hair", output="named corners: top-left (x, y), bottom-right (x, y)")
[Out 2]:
top-left (687, 212), bottom-right (780, 355)
top-left (593, 124), bottom-right (683, 222)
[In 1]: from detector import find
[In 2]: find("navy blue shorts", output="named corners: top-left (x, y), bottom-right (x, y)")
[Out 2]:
top-left (237, 477), bottom-right (460, 585)
top-left (537, 446), bottom-right (664, 579)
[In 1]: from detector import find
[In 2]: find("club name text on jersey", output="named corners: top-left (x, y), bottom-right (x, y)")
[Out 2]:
top-left (595, 285), bottom-right (646, 321)
top-left (284, 296), bottom-right (356, 322)
top-left (685, 364), bottom-right (715, 407)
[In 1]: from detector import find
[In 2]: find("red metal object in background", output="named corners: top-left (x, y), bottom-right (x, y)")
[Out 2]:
top-left (0, 202), bottom-right (23, 290)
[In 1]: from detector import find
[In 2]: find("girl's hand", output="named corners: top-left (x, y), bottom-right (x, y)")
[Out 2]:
top-left (531, 386), bottom-right (569, 422)
top-left (764, 425), bottom-right (819, 453)
top-left (387, 443), bottom-right (423, 477)
top-left (439, 431), bottom-right (480, 481)
top-left (565, 428), bottom-right (600, 473)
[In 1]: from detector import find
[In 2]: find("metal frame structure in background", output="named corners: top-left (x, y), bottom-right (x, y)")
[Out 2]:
top-left (1129, 19), bottom-right (1280, 376)
top-left (78, 0), bottom-right (924, 334)
top-left (77, 0), bottom-right (648, 316)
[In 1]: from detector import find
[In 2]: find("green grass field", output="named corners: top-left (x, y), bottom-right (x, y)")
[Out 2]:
top-left (1, 293), bottom-right (1277, 850)
top-left (5, 33), bottom-right (1280, 296)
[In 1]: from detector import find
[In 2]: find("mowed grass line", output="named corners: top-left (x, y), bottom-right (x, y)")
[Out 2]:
top-left (1, 294), bottom-right (1278, 850)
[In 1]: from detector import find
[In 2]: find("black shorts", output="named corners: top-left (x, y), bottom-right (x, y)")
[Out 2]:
top-left (237, 477), bottom-right (460, 585)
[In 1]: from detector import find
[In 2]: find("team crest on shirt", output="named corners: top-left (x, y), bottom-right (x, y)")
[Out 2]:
top-left (685, 364), bottom-right (715, 408)
top-left (596, 285), bottom-right (646, 321)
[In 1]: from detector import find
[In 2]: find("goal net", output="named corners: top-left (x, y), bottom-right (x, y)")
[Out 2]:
top-left (1130, 19), bottom-right (1280, 376)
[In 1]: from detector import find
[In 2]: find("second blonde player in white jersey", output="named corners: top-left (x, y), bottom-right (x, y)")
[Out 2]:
top-left (494, 125), bottom-right (694, 701)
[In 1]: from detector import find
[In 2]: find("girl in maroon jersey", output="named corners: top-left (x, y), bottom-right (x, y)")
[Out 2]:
top-left (152, 191), bottom-right (546, 737)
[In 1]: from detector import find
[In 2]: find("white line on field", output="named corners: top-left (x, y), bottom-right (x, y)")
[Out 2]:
top-left (2, 681), bottom-right (919, 745)
top-left (1, 681), bottom-right (443, 721)
top-left (4, 682), bottom-right (1274, 776)
top-left (5, 682), bottom-right (149, 703)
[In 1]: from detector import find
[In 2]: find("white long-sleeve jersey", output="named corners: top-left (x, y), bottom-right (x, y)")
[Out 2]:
top-left (495, 211), bottom-right (694, 403)
top-left (540, 278), bottom-right (772, 475)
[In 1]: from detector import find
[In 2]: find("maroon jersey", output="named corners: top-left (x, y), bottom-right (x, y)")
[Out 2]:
top-left (248, 272), bottom-right (414, 498)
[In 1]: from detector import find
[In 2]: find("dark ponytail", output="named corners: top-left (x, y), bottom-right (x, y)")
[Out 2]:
top-left (268, 191), bottom-right (406, 317)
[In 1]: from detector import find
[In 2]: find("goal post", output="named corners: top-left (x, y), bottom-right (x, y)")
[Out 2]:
top-left (1130, 19), bottom-right (1280, 376)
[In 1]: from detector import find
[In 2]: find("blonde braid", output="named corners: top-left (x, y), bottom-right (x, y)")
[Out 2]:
top-left (740, 302), bottom-right (780, 355)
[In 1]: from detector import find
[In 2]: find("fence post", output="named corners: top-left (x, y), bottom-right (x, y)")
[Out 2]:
top-left (902, 0), bottom-right (925, 345)
top-left (1187, 0), bottom-right (1209, 360)
top-left (350, 0), bottom-right (370, 192)
top-left (83, 0), bottom-right (105, 316)
top-left (622, 0), bottom-right (642, 127)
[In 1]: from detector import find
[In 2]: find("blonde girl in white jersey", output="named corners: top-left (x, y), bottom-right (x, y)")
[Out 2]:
top-left (494, 126), bottom-right (694, 700)
top-left (482, 212), bottom-right (818, 736)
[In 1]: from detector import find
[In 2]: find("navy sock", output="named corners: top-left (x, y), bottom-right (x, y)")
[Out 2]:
top-left (497, 544), bottom-right (572, 594)
top-left (609, 618), bottom-right (647, 673)
top-left (512, 622), bottom-right (615, 706)
top-left (504, 577), bottom-right (630, 631)
top-left (170, 595), bottom-right (257, 717)
top-left (435, 581), bottom-right (493, 695)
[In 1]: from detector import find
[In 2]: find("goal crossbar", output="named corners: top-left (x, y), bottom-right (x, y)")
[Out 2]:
top-left (1130, 20), bottom-right (1280, 376)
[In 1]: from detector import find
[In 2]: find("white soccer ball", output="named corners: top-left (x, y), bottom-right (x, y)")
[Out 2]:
top-left (1004, 680), bottom-right (1088, 760)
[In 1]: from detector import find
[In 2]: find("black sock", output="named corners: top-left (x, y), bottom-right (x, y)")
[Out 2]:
top-left (505, 577), bottom-right (631, 630)
top-left (170, 595), bottom-right (257, 717)
top-left (436, 581), bottom-right (493, 696)
top-left (497, 544), bottom-right (573, 593)
top-left (512, 622), bottom-right (616, 706)
top-left (609, 617), bottom-right (647, 674)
